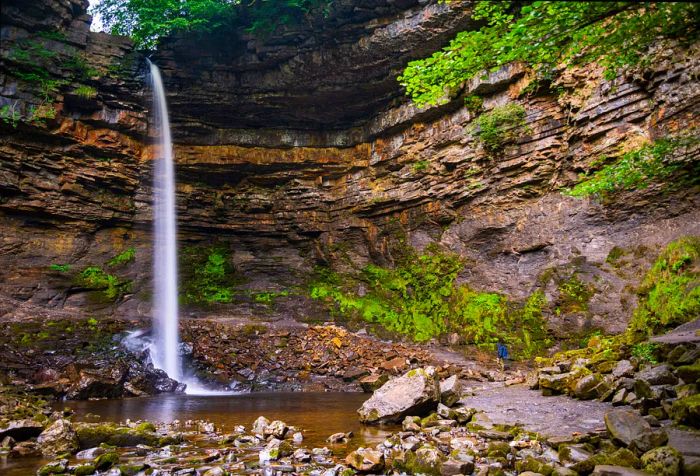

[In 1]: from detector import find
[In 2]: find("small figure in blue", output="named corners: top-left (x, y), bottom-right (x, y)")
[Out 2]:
top-left (496, 342), bottom-right (509, 371)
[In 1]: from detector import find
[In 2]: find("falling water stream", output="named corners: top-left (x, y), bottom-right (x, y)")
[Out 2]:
top-left (148, 59), bottom-right (181, 382)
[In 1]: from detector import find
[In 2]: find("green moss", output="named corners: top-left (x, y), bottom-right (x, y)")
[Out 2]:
top-left (49, 264), bottom-right (70, 272)
top-left (107, 247), bottom-right (135, 267)
top-left (676, 362), bottom-right (700, 384)
top-left (75, 266), bottom-right (131, 301)
top-left (412, 160), bottom-right (429, 172)
top-left (472, 103), bottom-right (529, 154)
top-left (631, 342), bottom-right (659, 365)
top-left (94, 452), bottom-right (119, 471)
top-left (627, 236), bottom-right (700, 343)
top-left (557, 273), bottom-right (594, 313)
top-left (180, 245), bottom-right (242, 305)
top-left (671, 394), bottom-right (700, 427)
top-left (515, 456), bottom-right (553, 476)
top-left (73, 464), bottom-right (96, 476)
top-left (606, 246), bottom-right (627, 266)
top-left (72, 85), bottom-right (97, 99)
top-left (76, 423), bottom-right (161, 448)
top-left (252, 290), bottom-right (289, 304)
top-left (134, 422), bottom-right (156, 433)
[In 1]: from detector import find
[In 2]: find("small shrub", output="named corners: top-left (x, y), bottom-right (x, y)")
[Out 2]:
top-left (472, 103), bottom-right (529, 153)
top-left (631, 342), bottom-right (658, 364)
top-left (107, 247), bottom-right (135, 267)
top-left (73, 85), bottom-right (98, 99)
top-left (606, 246), bottom-right (626, 266)
top-left (1, 102), bottom-right (21, 128)
top-left (464, 95), bottom-right (483, 114)
top-left (557, 274), bottom-right (595, 313)
top-left (412, 160), bottom-right (429, 172)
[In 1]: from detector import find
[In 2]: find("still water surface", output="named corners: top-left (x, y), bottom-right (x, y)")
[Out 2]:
top-left (2, 392), bottom-right (393, 475)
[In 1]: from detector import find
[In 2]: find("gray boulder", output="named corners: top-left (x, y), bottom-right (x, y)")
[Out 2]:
top-left (604, 410), bottom-right (668, 453)
top-left (591, 465), bottom-right (649, 476)
top-left (358, 367), bottom-right (439, 424)
top-left (439, 375), bottom-right (462, 407)
top-left (636, 365), bottom-right (678, 386)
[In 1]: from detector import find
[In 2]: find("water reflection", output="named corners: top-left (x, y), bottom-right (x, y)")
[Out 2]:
top-left (60, 392), bottom-right (393, 451)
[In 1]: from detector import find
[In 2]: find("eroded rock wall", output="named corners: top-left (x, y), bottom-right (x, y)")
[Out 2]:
top-left (0, 0), bottom-right (698, 338)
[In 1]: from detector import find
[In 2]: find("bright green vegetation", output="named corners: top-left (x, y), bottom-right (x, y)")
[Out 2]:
top-left (91, 0), bottom-right (333, 49)
top-left (471, 103), bottom-right (528, 154)
top-left (49, 263), bottom-right (71, 272)
top-left (180, 245), bottom-right (240, 304)
top-left (73, 85), bottom-right (98, 99)
top-left (627, 236), bottom-right (700, 343)
top-left (412, 160), bottom-right (429, 172)
top-left (631, 342), bottom-right (659, 365)
top-left (463, 95), bottom-right (483, 114)
top-left (565, 137), bottom-right (699, 199)
top-left (309, 245), bottom-right (550, 357)
top-left (76, 266), bottom-right (132, 301)
top-left (252, 290), bottom-right (289, 304)
top-left (556, 273), bottom-right (595, 313)
top-left (107, 247), bottom-right (136, 267)
top-left (399, 2), bottom-right (699, 106)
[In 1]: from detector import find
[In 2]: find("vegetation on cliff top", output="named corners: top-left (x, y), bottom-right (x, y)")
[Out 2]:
top-left (399, 2), bottom-right (700, 106)
top-left (91, 0), bottom-right (333, 49)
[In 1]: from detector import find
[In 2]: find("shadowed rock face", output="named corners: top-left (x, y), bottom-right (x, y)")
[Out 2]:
top-left (0, 0), bottom-right (699, 339)
top-left (153, 0), bottom-right (477, 143)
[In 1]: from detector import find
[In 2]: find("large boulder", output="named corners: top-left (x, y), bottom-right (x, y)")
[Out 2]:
top-left (604, 410), bottom-right (668, 453)
top-left (636, 365), bottom-right (678, 386)
top-left (358, 367), bottom-right (440, 424)
top-left (37, 419), bottom-right (79, 456)
top-left (640, 446), bottom-right (683, 476)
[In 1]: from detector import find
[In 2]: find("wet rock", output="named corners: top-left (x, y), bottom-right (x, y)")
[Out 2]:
top-left (604, 410), bottom-right (668, 453)
top-left (640, 446), bottom-right (683, 476)
top-left (402, 415), bottom-right (422, 432)
top-left (591, 465), bottom-right (650, 476)
top-left (252, 416), bottom-right (270, 436)
top-left (440, 375), bottom-right (462, 407)
top-left (515, 456), bottom-right (554, 475)
top-left (293, 448), bottom-right (311, 462)
top-left (94, 451), bottom-right (120, 471)
top-left (37, 459), bottom-right (68, 476)
top-left (403, 445), bottom-right (444, 475)
top-left (326, 432), bottom-right (352, 444)
top-left (441, 457), bottom-right (474, 476)
top-left (0, 419), bottom-right (44, 441)
top-left (37, 419), bottom-right (79, 456)
top-left (539, 372), bottom-right (574, 395)
top-left (358, 367), bottom-right (440, 424)
top-left (66, 369), bottom-right (124, 400)
top-left (264, 420), bottom-right (288, 439)
top-left (345, 447), bottom-right (384, 472)
top-left (76, 447), bottom-right (105, 459)
top-left (636, 365), bottom-right (678, 386)
top-left (9, 440), bottom-right (41, 457)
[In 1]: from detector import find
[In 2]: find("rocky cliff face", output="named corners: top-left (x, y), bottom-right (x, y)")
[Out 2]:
top-left (0, 0), bottom-right (698, 339)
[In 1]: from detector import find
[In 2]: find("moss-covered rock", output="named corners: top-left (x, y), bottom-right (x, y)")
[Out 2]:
top-left (670, 394), bottom-right (700, 427)
top-left (94, 452), bottom-right (119, 471)
top-left (675, 362), bottom-right (700, 384)
top-left (72, 463), bottom-right (96, 476)
top-left (515, 457), bottom-right (554, 476)
top-left (640, 446), bottom-right (683, 476)
top-left (75, 423), bottom-right (165, 448)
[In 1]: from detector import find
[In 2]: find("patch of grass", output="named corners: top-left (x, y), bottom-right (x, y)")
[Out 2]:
top-left (564, 136), bottom-right (699, 199)
top-left (464, 95), bottom-right (483, 114)
top-left (412, 160), bottom-right (429, 172)
top-left (252, 290), bottom-right (289, 305)
top-left (472, 103), bottom-right (529, 154)
top-left (107, 247), bottom-right (135, 267)
top-left (0, 102), bottom-right (21, 128)
top-left (73, 85), bottom-right (98, 99)
top-left (627, 236), bottom-right (700, 343)
top-left (49, 264), bottom-right (71, 272)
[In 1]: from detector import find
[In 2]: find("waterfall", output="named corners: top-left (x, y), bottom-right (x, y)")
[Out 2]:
top-left (148, 59), bottom-right (181, 381)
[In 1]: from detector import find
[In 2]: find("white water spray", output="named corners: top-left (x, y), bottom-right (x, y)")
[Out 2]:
top-left (148, 59), bottom-right (181, 381)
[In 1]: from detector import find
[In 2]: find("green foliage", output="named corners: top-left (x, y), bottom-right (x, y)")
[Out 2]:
top-left (399, 2), bottom-right (700, 106)
top-left (464, 95), bottom-right (483, 114)
top-left (65, 55), bottom-right (100, 80)
top-left (472, 103), bottom-right (529, 153)
top-left (37, 30), bottom-right (67, 41)
top-left (631, 342), bottom-right (659, 365)
top-left (180, 246), bottom-right (239, 304)
top-left (27, 103), bottom-right (57, 126)
top-left (107, 247), bottom-right (135, 267)
top-left (91, 0), bottom-right (333, 49)
top-left (309, 246), bottom-right (550, 356)
top-left (557, 273), bottom-right (594, 313)
top-left (76, 266), bottom-right (131, 301)
top-left (627, 236), bottom-right (700, 343)
top-left (412, 160), bottom-right (429, 172)
top-left (606, 246), bottom-right (626, 266)
top-left (0, 102), bottom-right (21, 128)
top-left (565, 137), bottom-right (698, 199)
top-left (252, 290), bottom-right (290, 304)
top-left (49, 264), bottom-right (71, 272)
top-left (73, 85), bottom-right (98, 99)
